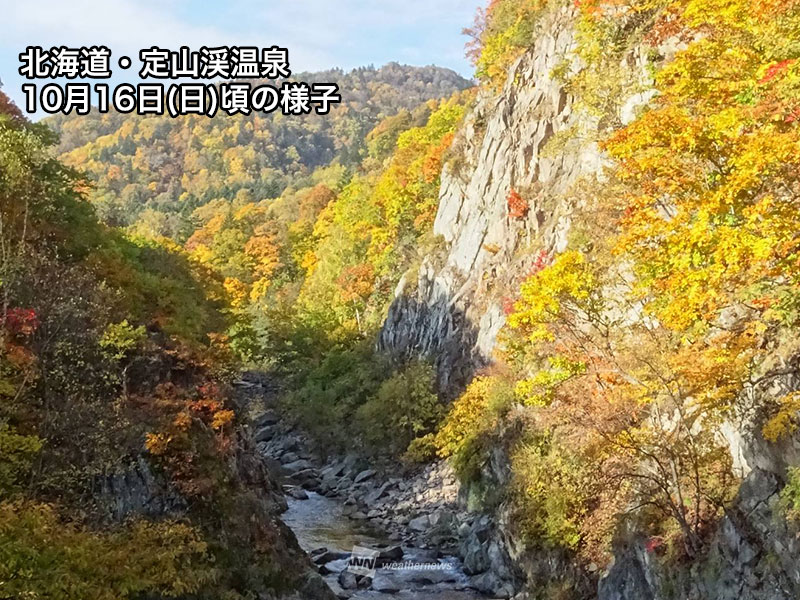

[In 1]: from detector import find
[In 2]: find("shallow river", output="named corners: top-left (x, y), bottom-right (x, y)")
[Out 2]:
top-left (283, 491), bottom-right (486, 599)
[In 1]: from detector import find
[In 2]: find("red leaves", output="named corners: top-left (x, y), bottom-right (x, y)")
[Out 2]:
top-left (645, 536), bottom-right (664, 553)
top-left (5, 308), bottom-right (39, 336)
top-left (530, 249), bottom-right (550, 275)
top-left (760, 59), bottom-right (796, 85)
top-left (507, 189), bottom-right (530, 219)
top-left (502, 297), bottom-right (516, 316)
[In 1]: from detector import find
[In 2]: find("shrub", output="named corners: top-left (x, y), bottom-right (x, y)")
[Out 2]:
top-left (281, 342), bottom-right (388, 453)
top-left (435, 375), bottom-right (514, 479)
top-left (466, 0), bottom-right (548, 86)
top-left (510, 433), bottom-right (591, 551)
top-left (404, 433), bottom-right (438, 463)
top-left (507, 189), bottom-right (529, 219)
top-left (0, 502), bottom-right (217, 599)
top-left (99, 319), bottom-right (147, 360)
top-left (781, 467), bottom-right (800, 523)
top-left (356, 360), bottom-right (443, 456)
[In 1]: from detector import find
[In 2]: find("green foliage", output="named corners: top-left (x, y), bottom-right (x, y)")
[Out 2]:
top-left (0, 502), bottom-right (217, 599)
top-left (0, 424), bottom-right (41, 494)
top-left (511, 433), bottom-right (591, 551)
top-left (0, 89), bottom-right (307, 598)
top-left (404, 433), bottom-right (438, 463)
top-left (281, 342), bottom-right (389, 452)
top-left (356, 360), bottom-right (444, 455)
top-left (99, 319), bottom-right (147, 360)
top-left (781, 467), bottom-right (800, 523)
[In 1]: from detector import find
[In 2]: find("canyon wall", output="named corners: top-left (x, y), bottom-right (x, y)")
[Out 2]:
top-left (378, 4), bottom-right (800, 599)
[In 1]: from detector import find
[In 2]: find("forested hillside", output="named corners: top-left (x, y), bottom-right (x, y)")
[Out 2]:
top-left (0, 60), bottom-right (475, 599)
top-left (47, 63), bottom-right (472, 239)
top-left (0, 91), bottom-right (331, 599)
top-left (4, 0), bottom-right (800, 598)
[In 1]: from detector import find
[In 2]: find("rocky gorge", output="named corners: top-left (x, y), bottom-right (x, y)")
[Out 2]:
top-left (376, 3), bottom-right (800, 599)
top-left (7, 0), bottom-right (797, 597)
top-left (238, 374), bottom-right (519, 599)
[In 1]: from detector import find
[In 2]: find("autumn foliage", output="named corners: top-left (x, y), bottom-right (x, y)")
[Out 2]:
top-left (507, 188), bottom-right (529, 219)
top-left (452, 0), bottom-right (800, 569)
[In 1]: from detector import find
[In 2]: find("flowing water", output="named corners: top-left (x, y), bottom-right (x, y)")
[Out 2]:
top-left (283, 491), bottom-right (486, 599)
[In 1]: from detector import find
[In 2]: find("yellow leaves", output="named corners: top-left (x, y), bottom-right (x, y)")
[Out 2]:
top-left (293, 95), bottom-right (467, 333)
top-left (490, 0), bottom-right (800, 559)
top-left (211, 409), bottom-right (235, 431)
top-left (249, 277), bottom-right (272, 303)
top-left (145, 432), bottom-right (171, 456)
top-left (172, 412), bottom-right (192, 431)
top-left (244, 232), bottom-right (281, 279)
top-left (99, 320), bottom-right (147, 361)
top-left (763, 392), bottom-right (800, 442)
top-left (223, 277), bottom-right (248, 309)
top-left (435, 375), bottom-right (513, 459)
top-left (507, 251), bottom-right (594, 345)
top-left (669, 328), bottom-right (759, 412)
top-left (514, 355), bottom-right (587, 407)
top-left (604, 0), bottom-right (800, 333)
top-left (472, 0), bottom-right (549, 87)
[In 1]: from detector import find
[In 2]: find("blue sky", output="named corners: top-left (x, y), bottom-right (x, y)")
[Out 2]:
top-left (1, 0), bottom-right (481, 112)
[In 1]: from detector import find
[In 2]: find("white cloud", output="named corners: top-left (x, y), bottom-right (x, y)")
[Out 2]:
top-left (4, 0), bottom-right (330, 69)
top-left (0, 0), bottom-right (479, 110)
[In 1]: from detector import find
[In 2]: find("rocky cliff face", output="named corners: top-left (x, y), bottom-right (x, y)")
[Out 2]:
top-left (378, 4), bottom-right (800, 600)
top-left (380, 5), bottom-right (632, 596)
top-left (379, 4), bottom-right (608, 395)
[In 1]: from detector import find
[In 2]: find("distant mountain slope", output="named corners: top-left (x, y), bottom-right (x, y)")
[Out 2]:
top-left (46, 63), bottom-right (473, 238)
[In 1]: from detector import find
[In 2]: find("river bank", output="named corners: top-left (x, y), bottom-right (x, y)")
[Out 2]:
top-left (235, 375), bottom-right (517, 599)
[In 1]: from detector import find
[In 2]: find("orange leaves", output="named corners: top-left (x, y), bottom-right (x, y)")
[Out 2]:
top-left (507, 189), bottom-right (530, 219)
top-left (143, 377), bottom-right (237, 497)
top-left (336, 262), bottom-right (376, 304)
top-left (244, 230), bottom-right (282, 280)
top-left (422, 132), bottom-right (454, 184)
top-left (297, 184), bottom-right (336, 224)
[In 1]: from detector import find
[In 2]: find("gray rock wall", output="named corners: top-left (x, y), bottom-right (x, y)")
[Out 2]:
top-left (378, 4), bottom-right (605, 395)
top-left (376, 3), bottom-right (800, 599)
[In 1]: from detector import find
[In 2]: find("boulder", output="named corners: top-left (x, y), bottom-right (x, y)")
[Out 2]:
top-left (337, 570), bottom-right (359, 590)
top-left (254, 411), bottom-right (280, 429)
top-left (408, 514), bottom-right (431, 532)
top-left (298, 572), bottom-right (337, 600)
top-left (313, 550), bottom-right (350, 565)
top-left (470, 572), bottom-right (514, 598)
top-left (364, 481), bottom-right (392, 505)
top-left (254, 426), bottom-right (275, 443)
top-left (378, 545), bottom-right (404, 561)
top-left (354, 469), bottom-right (377, 484)
top-left (285, 486), bottom-right (308, 500)
top-left (283, 459), bottom-right (314, 473)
